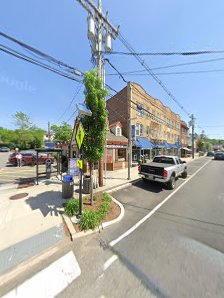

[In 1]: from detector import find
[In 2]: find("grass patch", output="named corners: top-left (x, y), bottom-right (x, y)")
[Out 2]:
top-left (64, 199), bottom-right (79, 217)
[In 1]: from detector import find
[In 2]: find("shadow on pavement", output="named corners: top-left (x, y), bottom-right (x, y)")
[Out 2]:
top-left (131, 179), bottom-right (164, 193)
top-left (25, 191), bottom-right (64, 217)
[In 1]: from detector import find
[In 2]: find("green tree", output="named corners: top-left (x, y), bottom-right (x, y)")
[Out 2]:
top-left (13, 112), bottom-right (32, 130)
top-left (51, 122), bottom-right (72, 143)
top-left (197, 138), bottom-right (205, 152)
top-left (82, 69), bottom-right (108, 205)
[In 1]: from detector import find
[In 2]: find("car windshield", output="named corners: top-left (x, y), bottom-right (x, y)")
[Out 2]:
top-left (153, 157), bottom-right (175, 164)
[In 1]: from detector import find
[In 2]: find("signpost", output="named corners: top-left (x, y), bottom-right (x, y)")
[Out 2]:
top-left (75, 121), bottom-right (85, 216)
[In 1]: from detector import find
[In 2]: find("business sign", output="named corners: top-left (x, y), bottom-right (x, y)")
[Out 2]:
top-left (106, 144), bottom-right (127, 149)
top-left (131, 125), bottom-right (135, 141)
top-left (68, 158), bottom-right (80, 177)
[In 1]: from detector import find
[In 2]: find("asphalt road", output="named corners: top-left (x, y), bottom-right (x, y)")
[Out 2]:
top-left (58, 157), bottom-right (224, 298)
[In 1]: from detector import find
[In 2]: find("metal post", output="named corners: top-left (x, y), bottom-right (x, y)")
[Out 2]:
top-left (36, 151), bottom-right (39, 185)
top-left (127, 82), bottom-right (132, 180)
top-left (79, 148), bottom-right (83, 216)
top-left (191, 114), bottom-right (195, 159)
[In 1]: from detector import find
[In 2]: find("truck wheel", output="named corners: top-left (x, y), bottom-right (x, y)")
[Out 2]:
top-left (167, 176), bottom-right (175, 190)
top-left (181, 171), bottom-right (188, 179)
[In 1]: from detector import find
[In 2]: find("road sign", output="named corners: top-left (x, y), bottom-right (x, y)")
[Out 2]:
top-left (75, 122), bottom-right (85, 149)
top-left (77, 159), bottom-right (83, 169)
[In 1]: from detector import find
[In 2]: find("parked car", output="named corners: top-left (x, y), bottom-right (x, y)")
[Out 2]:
top-left (8, 152), bottom-right (54, 166)
top-left (207, 151), bottom-right (215, 157)
top-left (214, 151), bottom-right (224, 160)
top-left (138, 155), bottom-right (187, 190)
top-left (0, 147), bottom-right (10, 152)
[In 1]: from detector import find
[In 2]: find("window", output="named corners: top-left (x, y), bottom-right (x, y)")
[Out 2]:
top-left (116, 126), bottom-right (122, 136)
top-left (136, 102), bottom-right (144, 117)
top-left (146, 107), bottom-right (150, 119)
top-left (146, 126), bottom-right (150, 135)
top-left (117, 149), bottom-right (126, 161)
top-left (136, 123), bottom-right (140, 136)
top-left (140, 124), bottom-right (144, 136)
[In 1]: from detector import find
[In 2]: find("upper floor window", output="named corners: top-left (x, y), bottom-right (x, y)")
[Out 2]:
top-left (146, 107), bottom-right (150, 119)
top-left (136, 102), bottom-right (144, 117)
top-left (146, 126), bottom-right (150, 135)
top-left (116, 126), bottom-right (122, 136)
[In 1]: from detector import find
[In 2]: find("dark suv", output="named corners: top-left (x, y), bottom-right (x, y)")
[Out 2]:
top-left (214, 151), bottom-right (224, 160)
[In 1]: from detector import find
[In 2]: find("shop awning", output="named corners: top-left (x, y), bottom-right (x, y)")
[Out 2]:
top-left (163, 141), bottom-right (173, 149)
top-left (134, 137), bottom-right (154, 149)
top-left (153, 142), bottom-right (166, 149)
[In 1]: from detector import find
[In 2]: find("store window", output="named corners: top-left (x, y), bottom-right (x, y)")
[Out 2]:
top-left (117, 148), bottom-right (126, 161)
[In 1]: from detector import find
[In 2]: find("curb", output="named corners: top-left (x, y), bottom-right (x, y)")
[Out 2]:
top-left (62, 195), bottom-right (125, 241)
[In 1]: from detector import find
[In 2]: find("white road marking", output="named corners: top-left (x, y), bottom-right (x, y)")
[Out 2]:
top-left (103, 255), bottom-right (118, 271)
top-left (3, 251), bottom-right (81, 298)
top-left (109, 159), bottom-right (211, 247)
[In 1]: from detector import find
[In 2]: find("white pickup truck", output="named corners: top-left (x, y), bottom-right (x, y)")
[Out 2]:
top-left (138, 155), bottom-right (188, 189)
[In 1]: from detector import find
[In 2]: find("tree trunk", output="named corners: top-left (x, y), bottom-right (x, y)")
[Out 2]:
top-left (90, 162), bottom-right (94, 205)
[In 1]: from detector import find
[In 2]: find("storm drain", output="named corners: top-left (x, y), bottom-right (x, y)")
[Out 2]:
top-left (10, 193), bottom-right (29, 200)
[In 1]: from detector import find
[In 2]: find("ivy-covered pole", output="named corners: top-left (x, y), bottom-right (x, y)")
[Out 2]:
top-left (82, 70), bottom-right (108, 205)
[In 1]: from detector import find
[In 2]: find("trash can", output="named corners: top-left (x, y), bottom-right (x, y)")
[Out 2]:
top-left (62, 175), bottom-right (74, 199)
top-left (83, 174), bottom-right (91, 194)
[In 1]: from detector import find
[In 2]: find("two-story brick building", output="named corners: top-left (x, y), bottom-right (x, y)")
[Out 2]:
top-left (107, 82), bottom-right (182, 162)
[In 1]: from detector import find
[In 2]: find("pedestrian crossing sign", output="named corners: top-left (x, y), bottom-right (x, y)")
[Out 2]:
top-left (75, 122), bottom-right (85, 149)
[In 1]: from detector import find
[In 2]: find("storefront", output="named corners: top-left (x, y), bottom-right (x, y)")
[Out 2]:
top-left (105, 133), bottom-right (128, 171)
top-left (133, 137), bottom-right (154, 163)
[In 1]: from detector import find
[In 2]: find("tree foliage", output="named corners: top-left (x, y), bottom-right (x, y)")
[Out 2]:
top-left (82, 69), bottom-right (108, 163)
top-left (81, 69), bottom-right (108, 205)
top-left (51, 121), bottom-right (72, 143)
top-left (0, 112), bottom-right (44, 149)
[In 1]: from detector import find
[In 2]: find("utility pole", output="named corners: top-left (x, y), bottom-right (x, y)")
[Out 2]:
top-left (48, 121), bottom-right (50, 141)
top-left (191, 114), bottom-right (195, 159)
top-left (98, 0), bottom-right (104, 187)
top-left (127, 82), bottom-right (132, 180)
top-left (77, 0), bottom-right (119, 187)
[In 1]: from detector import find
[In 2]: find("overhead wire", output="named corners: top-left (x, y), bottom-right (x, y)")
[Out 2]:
top-left (103, 50), bottom-right (224, 56)
top-left (57, 82), bottom-right (83, 122)
top-left (117, 32), bottom-right (191, 117)
top-left (0, 43), bottom-right (82, 82)
top-left (0, 31), bottom-right (83, 76)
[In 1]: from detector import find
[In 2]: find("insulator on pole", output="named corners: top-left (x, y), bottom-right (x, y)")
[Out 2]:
top-left (105, 32), bottom-right (112, 52)
top-left (87, 16), bottom-right (95, 41)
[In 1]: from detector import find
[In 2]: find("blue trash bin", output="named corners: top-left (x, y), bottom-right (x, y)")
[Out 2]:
top-left (62, 175), bottom-right (74, 199)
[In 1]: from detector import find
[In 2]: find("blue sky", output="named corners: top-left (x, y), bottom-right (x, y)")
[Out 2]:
top-left (0, 0), bottom-right (224, 138)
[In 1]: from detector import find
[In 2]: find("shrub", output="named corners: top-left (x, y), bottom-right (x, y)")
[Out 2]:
top-left (80, 193), bottom-right (113, 231)
top-left (64, 199), bottom-right (79, 217)
top-left (80, 210), bottom-right (100, 231)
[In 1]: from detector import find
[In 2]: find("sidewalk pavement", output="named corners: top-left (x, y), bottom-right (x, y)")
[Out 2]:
top-left (0, 154), bottom-right (203, 276)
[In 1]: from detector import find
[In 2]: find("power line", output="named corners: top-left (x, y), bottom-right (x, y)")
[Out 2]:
top-left (103, 50), bottom-right (224, 56)
top-left (106, 68), bottom-right (224, 76)
top-left (117, 32), bottom-right (191, 117)
top-left (57, 82), bottom-right (83, 122)
top-left (0, 43), bottom-right (82, 82)
top-left (105, 59), bottom-right (184, 128)
top-left (0, 31), bottom-right (83, 76)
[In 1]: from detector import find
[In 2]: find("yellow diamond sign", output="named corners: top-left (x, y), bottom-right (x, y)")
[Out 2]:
top-left (75, 122), bottom-right (85, 150)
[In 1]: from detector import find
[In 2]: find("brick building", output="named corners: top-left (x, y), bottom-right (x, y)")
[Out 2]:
top-left (107, 82), bottom-right (182, 161)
